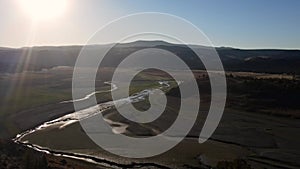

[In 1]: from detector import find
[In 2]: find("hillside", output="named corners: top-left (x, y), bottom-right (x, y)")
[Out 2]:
top-left (0, 41), bottom-right (299, 74)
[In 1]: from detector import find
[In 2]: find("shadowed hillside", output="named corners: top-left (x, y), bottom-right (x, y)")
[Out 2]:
top-left (1, 41), bottom-right (300, 74)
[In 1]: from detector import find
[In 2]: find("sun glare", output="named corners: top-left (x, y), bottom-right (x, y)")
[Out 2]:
top-left (19, 0), bottom-right (67, 20)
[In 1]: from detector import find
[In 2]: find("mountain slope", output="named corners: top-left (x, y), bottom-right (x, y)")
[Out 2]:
top-left (0, 41), bottom-right (299, 74)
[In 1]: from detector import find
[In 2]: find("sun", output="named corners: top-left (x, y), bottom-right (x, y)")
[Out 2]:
top-left (18, 0), bottom-right (67, 20)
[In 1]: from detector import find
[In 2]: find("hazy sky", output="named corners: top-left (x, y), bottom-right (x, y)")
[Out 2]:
top-left (1, 0), bottom-right (300, 49)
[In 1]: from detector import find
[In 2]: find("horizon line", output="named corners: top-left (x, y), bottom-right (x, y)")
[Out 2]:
top-left (0, 40), bottom-right (299, 51)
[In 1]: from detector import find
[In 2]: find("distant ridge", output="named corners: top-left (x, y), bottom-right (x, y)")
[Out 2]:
top-left (0, 40), bottom-right (299, 74)
top-left (1, 40), bottom-right (299, 51)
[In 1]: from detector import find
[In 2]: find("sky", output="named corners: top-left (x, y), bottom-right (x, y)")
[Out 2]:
top-left (0, 0), bottom-right (300, 49)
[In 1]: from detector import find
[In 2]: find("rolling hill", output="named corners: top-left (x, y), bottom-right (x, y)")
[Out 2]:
top-left (0, 41), bottom-right (299, 74)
